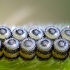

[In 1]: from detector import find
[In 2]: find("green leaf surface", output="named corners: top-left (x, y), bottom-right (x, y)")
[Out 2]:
top-left (0, 56), bottom-right (70, 70)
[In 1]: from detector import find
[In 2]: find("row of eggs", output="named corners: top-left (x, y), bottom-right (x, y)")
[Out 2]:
top-left (0, 26), bottom-right (69, 60)
top-left (0, 26), bottom-right (70, 41)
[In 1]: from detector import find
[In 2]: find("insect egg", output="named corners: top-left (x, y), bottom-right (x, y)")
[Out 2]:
top-left (29, 27), bottom-right (44, 40)
top-left (20, 38), bottom-right (36, 60)
top-left (0, 40), bottom-right (3, 57)
top-left (52, 38), bottom-right (69, 60)
top-left (0, 26), bottom-right (11, 41)
top-left (36, 38), bottom-right (52, 60)
top-left (61, 26), bottom-right (70, 41)
top-left (12, 27), bottom-right (28, 41)
top-left (45, 26), bottom-right (60, 40)
top-left (3, 38), bottom-right (19, 59)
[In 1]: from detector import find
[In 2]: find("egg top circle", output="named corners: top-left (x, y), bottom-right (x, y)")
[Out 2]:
top-left (8, 39), bottom-right (16, 45)
top-left (4, 38), bottom-right (19, 50)
top-left (49, 28), bottom-right (57, 34)
top-left (41, 40), bottom-right (49, 46)
top-left (20, 38), bottom-right (36, 52)
top-left (32, 29), bottom-right (41, 36)
top-left (61, 27), bottom-right (70, 41)
top-left (37, 38), bottom-right (52, 52)
top-left (54, 39), bottom-right (69, 53)
top-left (45, 26), bottom-right (60, 39)
top-left (29, 27), bottom-right (44, 40)
top-left (24, 40), bottom-right (33, 47)
top-left (0, 26), bottom-right (11, 39)
top-left (0, 28), bottom-right (7, 34)
top-left (58, 40), bottom-right (66, 47)
top-left (12, 27), bottom-right (28, 41)
top-left (16, 29), bottom-right (24, 35)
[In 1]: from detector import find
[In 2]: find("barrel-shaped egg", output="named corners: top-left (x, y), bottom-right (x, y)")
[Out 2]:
top-left (12, 27), bottom-right (28, 41)
top-left (3, 38), bottom-right (19, 59)
top-left (20, 38), bottom-right (36, 60)
top-left (45, 26), bottom-right (60, 40)
top-left (61, 26), bottom-right (70, 56)
top-left (29, 27), bottom-right (44, 40)
top-left (36, 38), bottom-right (52, 60)
top-left (0, 26), bottom-right (11, 41)
top-left (0, 40), bottom-right (3, 57)
top-left (52, 38), bottom-right (69, 60)
top-left (61, 26), bottom-right (70, 41)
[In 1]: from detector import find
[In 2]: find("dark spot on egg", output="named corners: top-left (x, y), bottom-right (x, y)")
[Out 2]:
top-left (24, 40), bottom-right (33, 47)
top-left (41, 40), bottom-right (49, 47)
top-left (32, 29), bottom-right (41, 35)
top-left (48, 28), bottom-right (57, 35)
top-left (0, 28), bottom-right (7, 34)
top-left (8, 39), bottom-right (16, 45)
top-left (65, 30), bottom-right (70, 36)
top-left (16, 29), bottom-right (24, 35)
top-left (58, 40), bottom-right (66, 47)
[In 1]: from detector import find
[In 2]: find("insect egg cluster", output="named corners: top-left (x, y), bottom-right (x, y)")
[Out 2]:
top-left (0, 26), bottom-right (70, 60)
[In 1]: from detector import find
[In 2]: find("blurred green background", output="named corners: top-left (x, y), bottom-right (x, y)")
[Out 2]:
top-left (0, 0), bottom-right (70, 70)
top-left (0, 0), bottom-right (70, 26)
